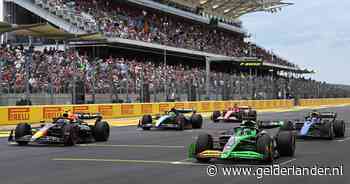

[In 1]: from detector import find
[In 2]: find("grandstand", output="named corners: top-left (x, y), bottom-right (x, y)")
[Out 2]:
top-left (0, 0), bottom-right (348, 106)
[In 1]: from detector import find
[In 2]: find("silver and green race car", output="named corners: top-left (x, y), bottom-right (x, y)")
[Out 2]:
top-left (138, 108), bottom-right (203, 130)
top-left (189, 120), bottom-right (295, 163)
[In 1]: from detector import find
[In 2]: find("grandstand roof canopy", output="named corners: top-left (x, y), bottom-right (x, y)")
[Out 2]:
top-left (168, 0), bottom-right (293, 19)
top-left (14, 24), bottom-right (105, 41)
top-left (0, 22), bottom-right (105, 41)
top-left (0, 22), bottom-right (46, 33)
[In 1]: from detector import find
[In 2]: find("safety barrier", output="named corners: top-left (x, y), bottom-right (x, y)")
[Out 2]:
top-left (2, 98), bottom-right (350, 125)
top-left (0, 99), bottom-right (294, 125)
top-left (299, 98), bottom-right (350, 107)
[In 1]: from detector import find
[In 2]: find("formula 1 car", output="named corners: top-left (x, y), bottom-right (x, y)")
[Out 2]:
top-left (138, 108), bottom-right (203, 130)
top-left (291, 111), bottom-right (345, 139)
top-left (189, 120), bottom-right (295, 163)
top-left (211, 106), bottom-right (257, 123)
top-left (8, 112), bottom-right (110, 146)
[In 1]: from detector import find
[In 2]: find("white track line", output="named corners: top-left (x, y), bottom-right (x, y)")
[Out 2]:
top-left (52, 157), bottom-right (285, 167)
top-left (279, 158), bottom-right (296, 166)
top-left (78, 144), bottom-right (185, 149)
top-left (53, 158), bottom-right (206, 166)
top-left (336, 137), bottom-right (350, 142)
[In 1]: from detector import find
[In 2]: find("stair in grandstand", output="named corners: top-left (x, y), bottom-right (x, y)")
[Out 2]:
top-left (6, 0), bottom-right (85, 34)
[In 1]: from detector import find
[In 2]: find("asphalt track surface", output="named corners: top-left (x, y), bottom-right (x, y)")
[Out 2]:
top-left (1, 106), bottom-right (350, 184)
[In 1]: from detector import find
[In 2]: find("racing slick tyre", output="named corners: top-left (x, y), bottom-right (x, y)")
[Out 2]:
top-left (277, 131), bottom-right (296, 157)
top-left (212, 111), bottom-right (221, 123)
top-left (94, 121), bottom-right (110, 141)
top-left (191, 114), bottom-right (203, 129)
top-left (257, 134), bottom-right (274, 163)
top-left (251, 111), bottom-right (257, 121)
top-left (333, 120), bottom-right (345, 138)
top-left (15, 123), bottom-right (32, 146)
top-left (176, 114), bottom-right (186, 131)
top-left (195, 133), bottom-right (213, 163)
top-left (141, 115), bottom-right (152, 130)
top-left (281, 121), bottom-right (294, 131)
top-left (323, 121), bottom-right (334, 140)
top-left (62, 124), bottom-right (78, 146)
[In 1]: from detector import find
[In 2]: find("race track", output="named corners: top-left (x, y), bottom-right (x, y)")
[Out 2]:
top-left (1, 106), bottom-right (350, 184)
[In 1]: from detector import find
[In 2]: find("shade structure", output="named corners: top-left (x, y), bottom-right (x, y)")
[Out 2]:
top-left (162, 0), bottom-right (293, 19)
top-left (12, 23), bottom-right (106, 41)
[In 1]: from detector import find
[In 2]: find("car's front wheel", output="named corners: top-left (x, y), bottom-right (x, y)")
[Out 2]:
top-left (212, 111), bottom-right (221, 123)
top-left (176, 115), bottom-right (186, 130)
top-left (15, 123), bottom-right (32, 146)
top-left (62, 124), bottom-right (78, 146)
top-left (257, 134), bottom-right (274, 163)
top-left (195, 133), bottom-right (213, 163)
top-left (277, 131), bottom-right (295, 156)
top-left (140, 115), bottom-right (152, 130)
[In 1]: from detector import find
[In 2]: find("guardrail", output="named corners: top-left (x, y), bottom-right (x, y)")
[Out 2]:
top-left (299, 98), bottom-right (350, 107)
top-left (1, 98), bottom-right (350, 125)
top-left (0, 99), bottom-right (293, 125)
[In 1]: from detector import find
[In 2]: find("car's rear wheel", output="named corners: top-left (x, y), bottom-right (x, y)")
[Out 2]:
top-left (277, 131), bottom-right (295, 156)
top-left (195, 133), bottom-right (213, 163)
top-left (15, 123), bottom-right (31, 146)
top-left (141, 115), bottom-right (152, 130)
top-left (257, 134), bottom-right (274, 163)
top-left (94, 121), bottom-right (110, 141)
top-left (212, 111), bottom-right (221, 122)
top-left (333, 120), bottom-right (345, 138)
top-left (251, 111), bottom-right (257, 121)
top-left (323, 121), bottom-right (334, 140)
top-left (63, 124), bottom-right (78, 146)
top-left (191, 114), bottom-right (203, 129)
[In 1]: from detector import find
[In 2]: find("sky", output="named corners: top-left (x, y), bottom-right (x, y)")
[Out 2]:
top-left (240, 0), bottom-right (350, 85)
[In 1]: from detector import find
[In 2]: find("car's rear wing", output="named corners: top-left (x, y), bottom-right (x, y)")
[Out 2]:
top-left (305, 112), bottom-right (337, 119)
top-left (52, 113), bottom-right (102, 121)
top-left (75, 113), bottom-right (102, 120)
top-left (257, 121), bottom-right (285, 129)
top-left (319, 112), bottom-right (337, 118)
top-left (175, 109), bottom-right (196, 114)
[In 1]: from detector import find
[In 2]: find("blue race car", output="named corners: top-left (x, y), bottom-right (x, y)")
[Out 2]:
top-left (292, 111), bottom-right (345, 139)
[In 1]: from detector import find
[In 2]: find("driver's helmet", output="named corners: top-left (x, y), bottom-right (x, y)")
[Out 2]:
top-left (63, 111), bottom-right (76, 121)
top-left (56, 118), bottom-right (68, 125)
top-left (63, 111), bottom-right (69, 118)
top-left (233, 104), bottom-right (239, 112)
top-left (311, 111), bottom-right (319, 118)
top-left (168, 107), bottom-right (177, 115)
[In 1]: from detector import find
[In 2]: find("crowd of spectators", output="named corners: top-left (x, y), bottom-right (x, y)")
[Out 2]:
top-left (0, 45), bottom-right (348, 104)
top-left (40, 0), bottom-right (295, 67)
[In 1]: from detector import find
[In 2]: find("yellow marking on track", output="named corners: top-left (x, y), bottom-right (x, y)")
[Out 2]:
top-left (78, 144), bottom-right (185, 149)
top-left (0, 131), bottom-right (10, 138)
top-left (52, 158), bottom-right (277, 167)
top-left (52, 158), bottom-right (196, 165)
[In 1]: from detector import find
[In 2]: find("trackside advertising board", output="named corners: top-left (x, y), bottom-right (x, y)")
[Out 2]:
top-left (1, 98), bottom-right (348, 125)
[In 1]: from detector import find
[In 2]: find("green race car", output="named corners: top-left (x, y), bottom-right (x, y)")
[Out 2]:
top-left (189, 120), bottom-right (295, 163)
top-left (139, 108), bottom-right (203, 130)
